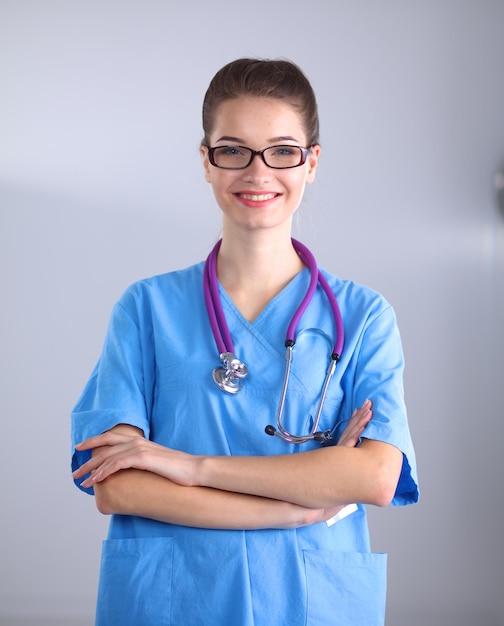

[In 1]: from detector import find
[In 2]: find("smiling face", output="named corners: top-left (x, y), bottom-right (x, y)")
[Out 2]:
top-left (201, 97), bottom-right (320, 236)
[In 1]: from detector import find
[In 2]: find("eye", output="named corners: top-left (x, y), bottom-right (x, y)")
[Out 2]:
top-left (271, 146), bottom-right (298, 156)
top-left (215, 146), bottom-right (245, 156)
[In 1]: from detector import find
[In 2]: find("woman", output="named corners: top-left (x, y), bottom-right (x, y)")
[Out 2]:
top-left (72, 58), bottom-right (418, 626)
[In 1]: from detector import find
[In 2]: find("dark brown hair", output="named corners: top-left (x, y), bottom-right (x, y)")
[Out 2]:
top-left (202, 58), bottom-right (320, 146)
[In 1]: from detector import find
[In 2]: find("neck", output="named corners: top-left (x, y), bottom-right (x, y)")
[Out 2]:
top-left (215, 226), bottom-right (305, 321)
top-left (218, 229), bottom-right (303, 285)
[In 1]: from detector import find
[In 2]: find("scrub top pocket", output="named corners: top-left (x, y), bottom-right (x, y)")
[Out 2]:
top-left (304, 550), bottom-right (387, 626)
top-left (96, 537), bottom-right (173, 626)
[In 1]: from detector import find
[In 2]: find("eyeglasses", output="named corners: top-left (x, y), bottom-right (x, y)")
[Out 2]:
top-left (206, 144), bottom-right (312, 170)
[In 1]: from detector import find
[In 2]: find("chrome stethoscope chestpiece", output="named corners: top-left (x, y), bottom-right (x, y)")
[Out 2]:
top-left (212, 352), bottom-right (248, 394)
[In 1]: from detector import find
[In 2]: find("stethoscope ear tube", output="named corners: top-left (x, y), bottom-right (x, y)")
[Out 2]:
top-left (264, 343), bottom-right (339, 444)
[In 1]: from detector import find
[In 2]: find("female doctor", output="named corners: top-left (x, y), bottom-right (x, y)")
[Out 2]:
top-left (72, 58), bottom-right (418, 626)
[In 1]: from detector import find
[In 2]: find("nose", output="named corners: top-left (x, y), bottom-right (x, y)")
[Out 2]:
top-left (242, 152), bottom-right (272, 183)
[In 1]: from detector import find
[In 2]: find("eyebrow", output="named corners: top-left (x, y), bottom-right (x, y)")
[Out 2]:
top-left (215, 135), bottom-right (301, 144)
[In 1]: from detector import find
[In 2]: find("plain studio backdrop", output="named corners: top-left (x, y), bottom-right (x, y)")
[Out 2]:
top-left (1, 1), bottom-right (503, 625)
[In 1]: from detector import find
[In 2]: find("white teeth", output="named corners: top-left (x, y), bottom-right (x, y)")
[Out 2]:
top-left (239, 193), bottom-right (276, 201)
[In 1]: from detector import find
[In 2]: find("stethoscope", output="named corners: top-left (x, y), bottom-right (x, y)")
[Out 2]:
top-left (203, 239), bottom-right (344, 444)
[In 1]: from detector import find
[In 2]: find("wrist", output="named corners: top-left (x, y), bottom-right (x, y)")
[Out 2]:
top-left (197, 455), bottom-right (239, 493)
top-left (196, 455), bottom-right (214, 488)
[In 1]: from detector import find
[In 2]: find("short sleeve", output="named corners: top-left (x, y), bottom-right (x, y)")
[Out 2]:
top-left (353, 304), bottom-right (419, 506)
top-left (71, 298), bottom-right (153, 494)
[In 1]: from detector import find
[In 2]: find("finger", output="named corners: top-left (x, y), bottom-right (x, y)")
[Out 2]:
top-left (73, 453), bottom-right (109, 479)
top-left (351, 399), bottom-right (371, 417)
top-left (337, 405), bottom-right (373, 447)
top-left (78, 438), bottom-right (156, 486)
top-left (80, 472), bottom-right (103, 489)
top-left (351, 412), bottom-right (372, 431)
top-left (353, 400), bottom-right (373, 423)
top-left (75, 431), bottom-right (134, 450)
top-left (73, 438), bottom-right (135, 478)
top-left (343, 418), bottom-right (370, 443)
top-left (73, 454), bottom-right (108, 480)
top-left (78, 454), bottom-right (126, 487)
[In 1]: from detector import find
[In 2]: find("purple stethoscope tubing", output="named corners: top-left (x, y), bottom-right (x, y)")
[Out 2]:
top-left (203, 239), bottom-right (232, 355)
top-left (203, 238), bottom-right (345, 443)
top-left (287, 239), bottom-right (344, 359)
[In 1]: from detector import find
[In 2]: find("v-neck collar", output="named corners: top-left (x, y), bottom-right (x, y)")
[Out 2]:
top-left (216, 267), bottom-right (311, 330)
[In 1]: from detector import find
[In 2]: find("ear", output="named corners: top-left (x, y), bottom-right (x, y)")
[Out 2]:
top-left (305, 144), bottom-right (321, 184)
top-left (200, 145), bottom-right (212, 183)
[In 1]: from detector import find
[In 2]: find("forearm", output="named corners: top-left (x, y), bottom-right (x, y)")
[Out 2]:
top-left (197, 440), bottom-right (403, 509)
top-left (93, 468), bottom-right (328, 530)
top-left (75, 408), bottom-right (394, 516)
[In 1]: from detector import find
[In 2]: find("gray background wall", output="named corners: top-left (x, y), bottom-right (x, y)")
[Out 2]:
top-left (1, 1), bottom-right (503, 625)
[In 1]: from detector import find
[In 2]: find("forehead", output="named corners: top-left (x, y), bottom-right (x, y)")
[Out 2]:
top-left (210, 97), bottom-right (306, 144)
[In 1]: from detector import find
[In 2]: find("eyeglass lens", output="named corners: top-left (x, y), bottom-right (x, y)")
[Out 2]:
top-left (211, 145), bottom-right (306, 169)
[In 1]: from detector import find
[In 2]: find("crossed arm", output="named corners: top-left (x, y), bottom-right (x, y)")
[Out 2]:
top-left (73, 400), bottom-right (403, 530)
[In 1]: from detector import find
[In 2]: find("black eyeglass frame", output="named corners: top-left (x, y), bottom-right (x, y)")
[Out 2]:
top-left (205, 144), bottom-right (313, 170)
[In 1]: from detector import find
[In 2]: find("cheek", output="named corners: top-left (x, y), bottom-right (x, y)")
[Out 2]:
top-left (212, 171), bottom-right (239, 191)
top-left (291, 172), bottom-right (310, 196)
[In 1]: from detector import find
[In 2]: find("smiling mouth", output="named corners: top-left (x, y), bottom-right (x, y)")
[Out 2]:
top-left (236, 193), bottom-right (278, 201)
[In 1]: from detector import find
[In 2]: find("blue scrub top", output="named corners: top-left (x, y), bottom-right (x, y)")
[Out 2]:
top-left (72, 262), bottom-right (418, 626)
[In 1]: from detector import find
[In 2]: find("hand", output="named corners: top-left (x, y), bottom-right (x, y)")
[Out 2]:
top-left (336, 399), bottom-right (372, 447)
top-left (73, 430), bottom-right (199, 489)
top-left (303, 401), bottom-right (372, 525)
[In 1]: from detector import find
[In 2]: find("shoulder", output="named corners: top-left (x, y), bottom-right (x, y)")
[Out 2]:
top-left (318, 270), bottom-right (401, 347)
top-left (319, 268), bottom-right (392, 319)
top-left (118, 262), bottom-right (205, 309)
top-left (107, 262), bottom-right (205, 329)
